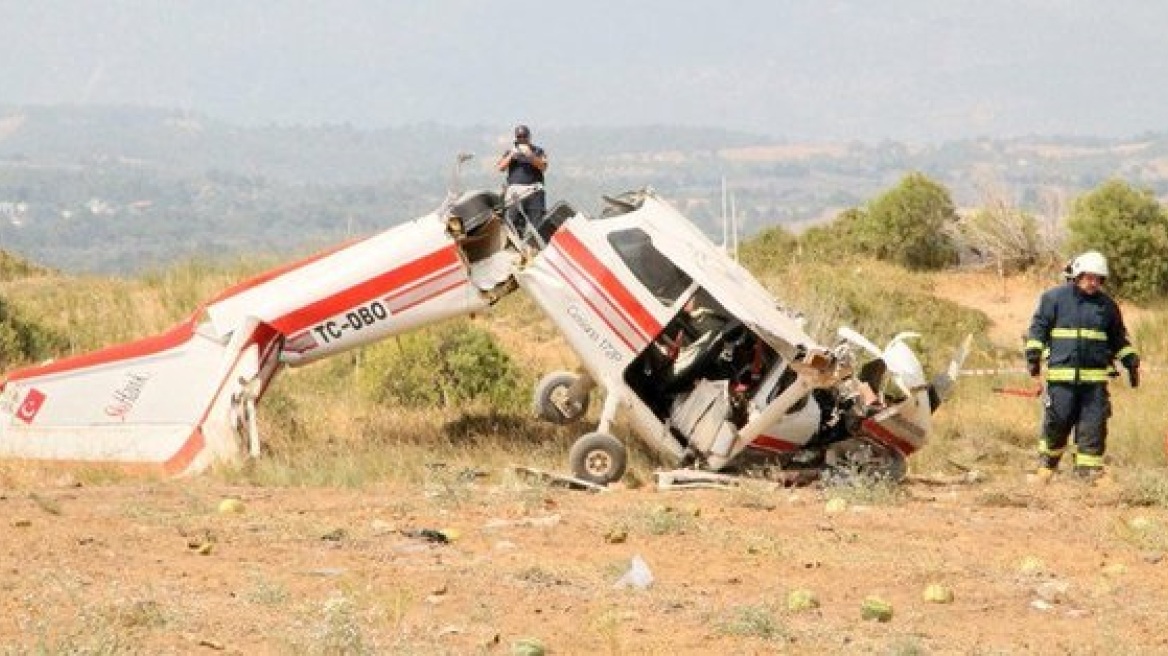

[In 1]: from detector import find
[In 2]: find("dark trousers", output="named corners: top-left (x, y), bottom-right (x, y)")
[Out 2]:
top-left (1039, 383), bottom-right (1111, 468)
top-left (505, 188), bottom-right (545, 237)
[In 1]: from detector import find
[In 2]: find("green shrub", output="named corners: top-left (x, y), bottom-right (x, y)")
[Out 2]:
top-left (353, 319), bottom-right (525, 410)
top-left (0, 296), bottom-right (64, 368)
top-left (738, 224), bottom-right (800, 272)
top-left (854, 172), bottom-right (960, 270)
top-left (0, 251), bottom-right (64, 367)
top-left (796, 207), bottom-right (869, 262)
top-left (761, 174), bottom-right (960, 271)
top-left (1066, 179), bottom-right (1168, 302)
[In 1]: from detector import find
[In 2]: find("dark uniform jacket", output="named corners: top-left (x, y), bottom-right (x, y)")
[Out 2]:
top-left (1025, 283), bottom-right (1137, 384)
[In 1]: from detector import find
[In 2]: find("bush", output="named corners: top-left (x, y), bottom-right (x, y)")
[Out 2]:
top-left (0, 250), bottom-right (50, 281)
top-left (0, 297), bottom-right (64, 368)
top-left (0, 251), bottom-right (60, 367)
top-left (353, 319), bottom-right (526, 411)
top-left (950, 201), bottom-right (1050, 274)
top-left (797, 207), bottom-right (869, 262)
top-left (738, 224), bottom-right (800, 272)
top-left (855, 172), bottom-right (960, 270)
top-left (1066, 179), bottom-right (1168, 302)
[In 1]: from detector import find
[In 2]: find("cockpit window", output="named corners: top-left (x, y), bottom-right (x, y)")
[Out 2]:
top-left (607, 228), bottom-right (692, 304)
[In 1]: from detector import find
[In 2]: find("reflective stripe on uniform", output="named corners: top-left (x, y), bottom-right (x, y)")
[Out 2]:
top-left (1046, 368), bottom-right (1110, 383)
top-left (1025, 338), bottom-right (1046, 351)
top-left (1050, 328), bottom-right (1108, 341)
top-left (1116, 345), bottom-right (1138, 360)
top-left (1075, 453), bottom-right (1105, 468)
top-left (1038, 440), bottom-right (1065, 457)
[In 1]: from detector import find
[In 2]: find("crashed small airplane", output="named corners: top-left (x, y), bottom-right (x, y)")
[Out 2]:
top-left (0, 160), bottom-right (966, 483)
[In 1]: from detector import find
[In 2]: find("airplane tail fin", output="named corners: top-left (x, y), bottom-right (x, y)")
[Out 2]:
top-left (0, 311), bottom-right (282, 476)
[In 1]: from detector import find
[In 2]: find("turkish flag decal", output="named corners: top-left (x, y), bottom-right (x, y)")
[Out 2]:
top-left (16, 388), bottom-right (46, 424)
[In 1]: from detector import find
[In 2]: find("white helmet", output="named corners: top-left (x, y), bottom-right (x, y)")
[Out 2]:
top-left (1070, 250), bottom-right (1109, 279)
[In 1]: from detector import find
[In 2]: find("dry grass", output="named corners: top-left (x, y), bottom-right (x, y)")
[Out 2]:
top-left (11, 257), bottom-right (1168, 654)
top-left (3, 257), bottom-right (1168, 504)
top-left (714, 602), bottom-right (787, 641)
top-left (920, 369), bottom-right (1168, 479)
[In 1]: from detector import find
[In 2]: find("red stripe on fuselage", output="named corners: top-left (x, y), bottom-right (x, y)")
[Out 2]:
top-left (385, 262), bottom-right (462, 304)
top-left (3, 313), bottom-right (201, 382)
top-left (545, 247), bottom-right (643, 349)
top-left (749, 434), bottom-right (800, 453)
top-left (270, 245), bottom-right (462, 335)
top-left (552, 229), bottom-right (661, 341)
top-left (389, 279), bottom-right (468, 315)
top-left (544, 255), bottom-right (637, 352)
top-left (861, 419), bottom-right (918, 456)
top-left (163, 321), bottom-right (282, 475)
top-left (163, 428), bottom-right (207, 476)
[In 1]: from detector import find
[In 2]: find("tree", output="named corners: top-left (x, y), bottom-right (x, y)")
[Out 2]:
top-left (797, 207), bottom-right (868, 261)
top-left (855, 172), bottom-right (959, 270)
top-left (1066, 179), bottom-right (1168, 302)
top-left (949, 182), bottom-right (1058, 275)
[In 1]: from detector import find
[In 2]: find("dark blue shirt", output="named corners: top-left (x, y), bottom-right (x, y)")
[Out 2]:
top-left (505, 144), bottom-right (546, 185)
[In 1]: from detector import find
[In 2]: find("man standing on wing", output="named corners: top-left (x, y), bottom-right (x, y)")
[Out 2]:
top-left (496, 124), bottom-right (548, 238)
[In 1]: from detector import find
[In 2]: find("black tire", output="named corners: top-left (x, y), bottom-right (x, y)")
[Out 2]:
top-left (568, 432), bottom-right (627, 485)
top-left (533, 371), bottom-right (588, 424)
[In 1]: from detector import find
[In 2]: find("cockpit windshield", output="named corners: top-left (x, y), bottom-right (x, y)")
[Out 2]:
top-left (607, 228), bottom-right (692, 305)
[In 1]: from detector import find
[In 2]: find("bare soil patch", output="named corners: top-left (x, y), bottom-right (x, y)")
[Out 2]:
top-left (3, 472), bottom-right (1167, 654)
top-left (3, 270), bottom-right (1165, 654)
top-left (931, 271), bottom-right (1151, 350)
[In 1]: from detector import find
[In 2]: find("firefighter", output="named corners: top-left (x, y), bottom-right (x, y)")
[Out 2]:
top-left (1025, 250), bottom-right (1139, 484)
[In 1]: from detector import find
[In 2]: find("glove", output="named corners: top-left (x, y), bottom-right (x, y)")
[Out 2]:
top-left (1026, 356), bottom-right (1041, 378)
top-left (1122, 354), bottom-right (1140, 388)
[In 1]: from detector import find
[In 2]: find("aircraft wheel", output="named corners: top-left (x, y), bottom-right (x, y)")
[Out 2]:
top-left (533, 371), bottom-right (589, 424)
top-left (825, 439), bottom-right (907, 483)
top-left (568, 432), bottom-right (627, 485)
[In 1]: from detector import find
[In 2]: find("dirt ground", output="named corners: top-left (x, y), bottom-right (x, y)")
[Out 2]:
top-left (2, 473), bottom-right (1167, 655)
top-left (930, 270), bottom-right (1150, 350)
top-left (3, 272), bottom-right (1167, 655)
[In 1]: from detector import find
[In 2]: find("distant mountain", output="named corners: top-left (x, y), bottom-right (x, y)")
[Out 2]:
top-left (1, 106), bottom-right (1166, 274)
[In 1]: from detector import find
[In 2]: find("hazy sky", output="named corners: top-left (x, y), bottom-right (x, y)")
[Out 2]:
top-left (3, 1), bottom-right (1166, 141)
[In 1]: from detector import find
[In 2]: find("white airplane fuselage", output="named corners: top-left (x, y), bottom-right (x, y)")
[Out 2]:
top-left (0, 185), bottom-right (946, 479)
